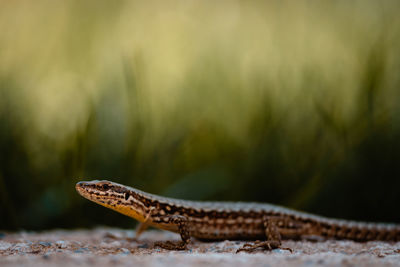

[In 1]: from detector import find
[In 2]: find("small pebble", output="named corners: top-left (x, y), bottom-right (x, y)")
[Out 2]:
top-left (39, 241), bottom-right (52, 247)
top-left (72, 241), bottom-right (82, 247)
top-left (110, 241), bottom-right (121, 247)
top-left (13, 243), bottom-right (30, 253)
top-left (100, 240), bottom-right (122, 248)
top-left (55, 240), bottom-right (67, 249)
top-left (138, 243), bottom-right (149, 248)
top-left (120, 248), bottom-right (130, 254)
top-left (275, 248), bottom-right (292, 254)
top-left (0, 242), bottom-right (12, 251)
top-left (74, 248), bottom-right (90, 253)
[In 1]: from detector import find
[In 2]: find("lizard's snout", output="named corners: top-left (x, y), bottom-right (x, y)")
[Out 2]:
top-left (75, 181), bottom-right (90, 194)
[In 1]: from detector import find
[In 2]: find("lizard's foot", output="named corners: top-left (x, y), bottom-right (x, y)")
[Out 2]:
top-left (236, 241), bottom-right (293, 253)
top-left (154, 241), bottom-right (187, 250)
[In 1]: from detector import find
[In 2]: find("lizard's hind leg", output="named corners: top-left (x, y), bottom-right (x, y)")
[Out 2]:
top-left (237, 217), bottom-right (293, 253)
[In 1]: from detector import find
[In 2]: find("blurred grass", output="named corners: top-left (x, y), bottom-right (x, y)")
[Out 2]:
top-left (1, 0), bottom-right (400, 230)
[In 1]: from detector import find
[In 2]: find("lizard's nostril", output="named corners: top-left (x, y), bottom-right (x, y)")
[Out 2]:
top-left (76, 181), bottom-right (90, 190)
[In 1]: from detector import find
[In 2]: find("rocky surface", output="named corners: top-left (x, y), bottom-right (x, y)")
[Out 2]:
top-left (0, 228), bottom-right (399, 266)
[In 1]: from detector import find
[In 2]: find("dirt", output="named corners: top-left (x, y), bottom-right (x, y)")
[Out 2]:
top-left (0, 228), bottom-right (399, 266)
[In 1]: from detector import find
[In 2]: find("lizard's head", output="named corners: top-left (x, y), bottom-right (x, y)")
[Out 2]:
top-left (75, 180), bottom-right (148, 222)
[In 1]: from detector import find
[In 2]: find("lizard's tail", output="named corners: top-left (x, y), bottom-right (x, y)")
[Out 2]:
top-left (320, 221), bottom-right (400, 242)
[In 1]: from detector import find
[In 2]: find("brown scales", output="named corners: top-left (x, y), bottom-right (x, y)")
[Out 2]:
top-left (76, 180), bottom-right (400, 252)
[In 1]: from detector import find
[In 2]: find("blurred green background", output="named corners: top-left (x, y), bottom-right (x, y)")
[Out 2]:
top-left (1, 0), bottom-right (400, 231)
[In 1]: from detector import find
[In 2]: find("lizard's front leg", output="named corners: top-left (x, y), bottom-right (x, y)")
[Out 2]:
top-left (237, 216), bottom-right (293, 253)
top-left (154, 215), bottom-right (191, 250)
top-left (134, 207), bottom-right (155, 239)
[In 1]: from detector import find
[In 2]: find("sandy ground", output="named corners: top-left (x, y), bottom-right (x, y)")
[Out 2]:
top-left (0, 228), bottom-right (399, 267)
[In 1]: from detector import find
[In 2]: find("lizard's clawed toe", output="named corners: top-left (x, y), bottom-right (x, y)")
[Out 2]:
top-left (236, 241), bottom-right (293, 253)
top-left (154, 241), bottom-right (187, 250)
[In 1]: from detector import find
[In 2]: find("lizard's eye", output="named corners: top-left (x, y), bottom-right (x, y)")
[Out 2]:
top-left (102, 184), bottom-right (110, 190)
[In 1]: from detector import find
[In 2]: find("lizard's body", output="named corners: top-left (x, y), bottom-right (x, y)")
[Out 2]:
top-left (76, 180), bottom-right (400, 252)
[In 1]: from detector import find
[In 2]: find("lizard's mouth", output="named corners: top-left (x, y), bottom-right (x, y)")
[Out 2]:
top-left (75, 180), bottom-right (149, 223)
top-left (75, 180), bottom-right (112, 203)
top-left (75, 181), bottom-right (92, 200)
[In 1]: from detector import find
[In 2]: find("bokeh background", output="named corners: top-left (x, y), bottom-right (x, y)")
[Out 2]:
top-left (1, 0), bottom-right (400, 231)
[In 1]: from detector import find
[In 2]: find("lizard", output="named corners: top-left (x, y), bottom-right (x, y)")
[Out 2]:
top-left (75, 180), bottom-right (400, 252)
